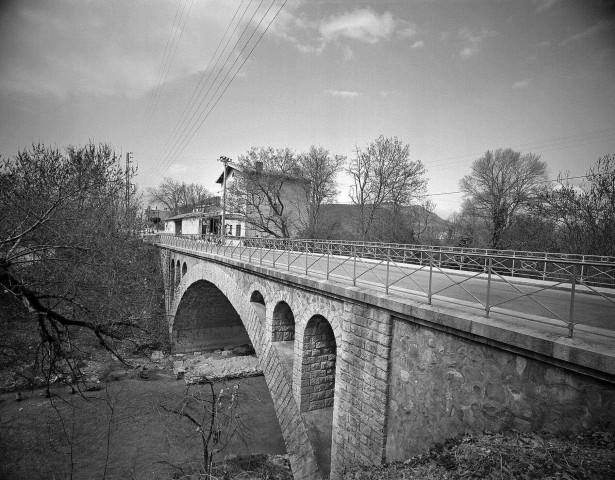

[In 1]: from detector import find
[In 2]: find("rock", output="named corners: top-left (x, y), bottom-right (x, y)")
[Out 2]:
top-left (220, 350), bottom-right (233, 357)
top-left (151, 350), bottom-right (164, 362)
top-left (193, 351), bottom-right (202, 356)
top-left (185, 355), bottom-right (262, 384)
top-left (232, 344), bottom-right (255, 356)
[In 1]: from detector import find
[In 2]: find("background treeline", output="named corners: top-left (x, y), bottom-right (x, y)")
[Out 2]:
top-left (147, 136), bottom-right (614, 257)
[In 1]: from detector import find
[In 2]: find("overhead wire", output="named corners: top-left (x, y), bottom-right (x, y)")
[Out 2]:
top-left (138, 0), bottom-right (195, 150)
top-left (152, 0), bottom-right (251, 171)
top-left (140, 0), bottom-right (183, 135)
top-left (425, 127), bottom-right (615, 171)
top-left (151, 0), bottom-right (286, 184)
top-left (150, 0), bottom-right (269, 181)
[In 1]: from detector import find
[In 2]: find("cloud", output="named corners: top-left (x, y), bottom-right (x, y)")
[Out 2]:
top-left (560, 19), bottom-right (615, 45)
top-left (269, 6), bottom-right (415, 56)
top-left (0, 1), bottom-right (243, 99)
top-left (534, 0), bottom-right (559, 13)
top-left (512, 79), bottom-right (530, 89)
top-left (411, 40), bottom-right (425, 49)
top-left (324, 89), bottom-right (360, 98)
top-left (319, 9), bottom-right (397, 44)
top-left (458, 27), bottom-right (496, 58)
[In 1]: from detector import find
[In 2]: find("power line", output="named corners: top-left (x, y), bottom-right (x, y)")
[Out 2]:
top-left (151, 0), bottom-right (251, 172)
top-left (140, 0), bottom-right (183, 132)
top-left (138, 0), bottom-right (195, 149)
top-left (425, 127), bottom-right (615, 170)
top-left (151, 0), bottom-right (286, 184)
top-left (425, 173), bottom-right (608, 198)
top-left (151, 0), bottom-right (269, 181)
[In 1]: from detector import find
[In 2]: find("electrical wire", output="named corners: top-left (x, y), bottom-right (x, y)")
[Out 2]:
top-left (151, 0), bottom-right (269, 181)
top-left (151, 0), bottom-right (286, 184)
top-left (138, 0), bottom-right (195, 150)
top-left (153, 0), bottom-right (248, 170)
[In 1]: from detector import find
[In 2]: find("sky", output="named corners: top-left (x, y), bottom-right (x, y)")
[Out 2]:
top-left (1, 0), bottom-right (614, 218)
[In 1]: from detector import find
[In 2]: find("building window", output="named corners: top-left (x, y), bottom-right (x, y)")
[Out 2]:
top-left (236, 225), bottom-right (241, 237)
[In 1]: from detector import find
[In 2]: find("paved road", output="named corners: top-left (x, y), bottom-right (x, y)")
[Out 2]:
top-left (169, 241), bottom-right (615, 335)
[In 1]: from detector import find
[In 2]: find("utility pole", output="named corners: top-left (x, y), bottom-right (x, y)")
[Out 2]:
top-left (218, 156), bottom-right (232, 240)
top-left (125, 152), bottom-right (133, 211)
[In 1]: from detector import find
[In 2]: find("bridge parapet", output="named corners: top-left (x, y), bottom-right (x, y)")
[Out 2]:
top-left (155, 234), bottom-right (615, 340)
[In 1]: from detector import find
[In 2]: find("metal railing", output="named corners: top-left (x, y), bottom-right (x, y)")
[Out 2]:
top-left (154, 234), bottom-right (615, 339)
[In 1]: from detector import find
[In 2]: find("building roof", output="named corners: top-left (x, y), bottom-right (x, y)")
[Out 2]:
top-left (215, 163), bottom-right (242, 184)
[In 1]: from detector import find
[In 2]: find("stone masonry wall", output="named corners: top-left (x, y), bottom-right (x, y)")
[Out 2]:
top-left (386, 316), bottom-right (615, 462)
top-left (301, 316), bottom-right (336, 411)
top-left (331, 303), bottom-right (394, 478)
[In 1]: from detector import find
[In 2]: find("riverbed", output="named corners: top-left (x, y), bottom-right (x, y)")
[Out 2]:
top-left (0, 357), bottom-right (287, 479)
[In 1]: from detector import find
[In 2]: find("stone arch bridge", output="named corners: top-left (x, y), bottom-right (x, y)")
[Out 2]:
top-left (159, 242), bottom-right (615, 480)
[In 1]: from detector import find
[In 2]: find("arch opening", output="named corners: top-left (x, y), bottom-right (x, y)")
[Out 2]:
top-left (182, 262), bottom-right (187, 277)
top-left (249, 290), bottom-right (266, 324)
top-left (172, 279), bottom-right (251, 353)
top-left (175, 260), bottom-right (181, 287)
top-left (169, 259), bottom-right (176, 298)
top-left (300, 314), bottom-right (336, 478)
top-left (250, 290), bottom-right (265, 305)
top-left (272, 301), bottom-right (295, 342)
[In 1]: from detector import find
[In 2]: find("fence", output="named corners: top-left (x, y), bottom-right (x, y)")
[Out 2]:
top-left (154, 234), bottom-right (615, 338)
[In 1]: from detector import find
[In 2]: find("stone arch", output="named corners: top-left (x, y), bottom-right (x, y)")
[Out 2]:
top-left (175, 259), bottom-right (181, 287)
top-left (167, 258), bottom-right (326, 479)
top-left (300, 315), bottom-right (337, 412)
top-left (182, 261), bottom-right (187, 277)
top-left (272, 301), bottom-right (295, 342)
top-left (300, 314), bottom-right (337, 478)
top-left (249, 289), bottom-right (266, 323)
top-left (172, 279), bottom-right (250, 352)
top-left (169, 259), bottom-right (176, 299)
top-left (250, 290), bottom-right (265, 305)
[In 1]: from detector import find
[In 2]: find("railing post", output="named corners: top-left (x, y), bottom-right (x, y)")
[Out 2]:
top-left (568, 264), bottom-right (577, 338)
top-left (260, 244), bottom-right (263, 265)
top-left (580, 255), bottom-right (585, 283)
top-left (543, 254), bottom-right (548, 281)
top-left (353, 244), bottom-right (357, 286)
top-left (305, 240), bottom-right (309, 275)
top-left (511, 253), bottom-right (515, 277)
top-left (485, 257), bottom-right (493, 318)
top-left (326, 243), bottom-right (330, 280)
top-left (428, 256), bottom-right (433, 305)
top-left (385, 249), bottom-right (390, 294)
top-left (288, 242), bottom-right (291, 271)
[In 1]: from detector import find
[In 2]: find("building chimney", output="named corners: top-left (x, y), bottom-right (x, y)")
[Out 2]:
top-left (255, 161), bottom-right (263, 173)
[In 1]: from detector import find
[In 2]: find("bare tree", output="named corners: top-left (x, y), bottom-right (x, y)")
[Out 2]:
top-left (296, 146), bottom-right (346, 238)
top-left (160, 381), bottom-right (248, 477)
top-left (539, 154), bottom-right (615, 256)
top-left (348, 135), bottom-right (426, 239)
top-left (228, 147), bottom-right (306, 238)
top-left (0, 143), bottom-right (166, 394)
top-left (459, 148), bottom-right (548, 249)
top-left (147, 178), bottom-right (211, 215)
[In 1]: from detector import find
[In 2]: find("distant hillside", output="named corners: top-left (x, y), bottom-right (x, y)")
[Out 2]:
top-left (318, 203), bottom-right (451, 243)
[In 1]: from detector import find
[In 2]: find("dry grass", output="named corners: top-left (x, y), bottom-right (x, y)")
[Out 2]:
top-left (344, 430), bottom-right (615, 480)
